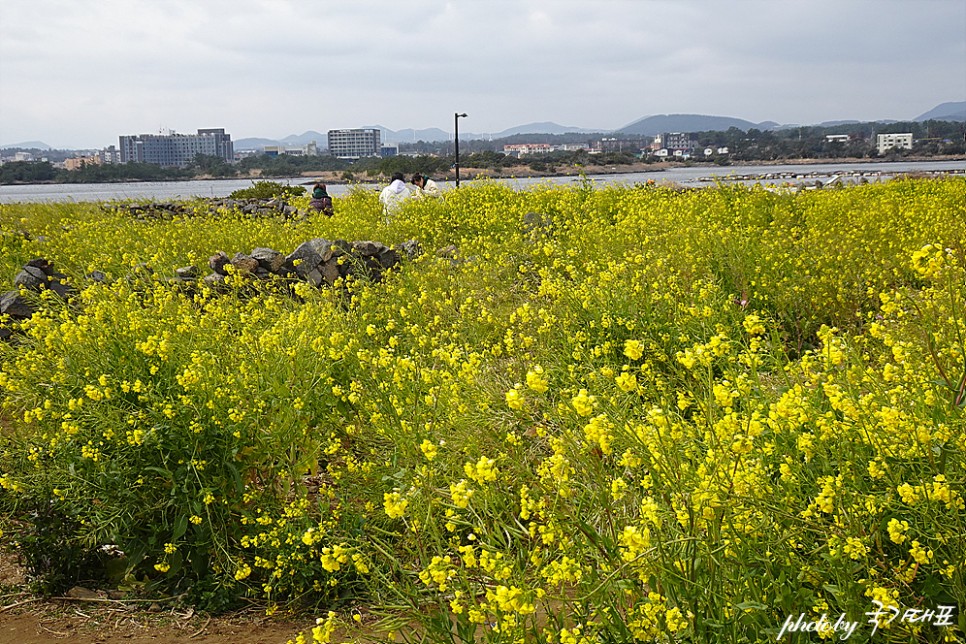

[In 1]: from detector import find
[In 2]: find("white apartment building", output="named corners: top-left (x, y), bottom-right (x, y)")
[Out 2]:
top-left (876, 133), bottom-right (913, 155)
top-left (118, 128), bottom-right (233, 167)
top-left (327, 129), bottom-right (381, 158)
top-left (503, 143), bottom-right (552, 156)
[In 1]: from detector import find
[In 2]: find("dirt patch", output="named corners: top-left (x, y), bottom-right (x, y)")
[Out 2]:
top-left (0, 554), bottom-right (327, 644)
top-left (0, 553), bottom-right (26, 588)
top-left (0, 605), bottom-right (317, 644)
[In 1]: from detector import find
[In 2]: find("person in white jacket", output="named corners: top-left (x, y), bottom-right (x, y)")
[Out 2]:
top-left (379, 172), bottom-right (411, 218)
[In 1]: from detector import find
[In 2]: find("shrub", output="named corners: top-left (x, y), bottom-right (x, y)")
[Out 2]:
top-left (228, 180), bottom-right (305, 200)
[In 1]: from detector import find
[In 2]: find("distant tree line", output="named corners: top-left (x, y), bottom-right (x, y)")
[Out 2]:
top-left (2, 120), bottom-right (962, 184)
top-left (688, 120), bottom-right (965, 161)
top-left (0, 160), bottom-right (194, 184)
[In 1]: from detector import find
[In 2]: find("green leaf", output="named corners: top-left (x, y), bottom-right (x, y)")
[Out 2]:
top-left (190, 549), bottom-right (209, 576)
top-left (735, 601), bottom-right (769, 611)
top-left (172, 514), bottom-right (188, 540)
top-left (167, 549), bottom-right (183, 575)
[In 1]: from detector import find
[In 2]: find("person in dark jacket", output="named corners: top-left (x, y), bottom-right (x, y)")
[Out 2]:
top-left (310, 183), bottom-right (334, 216)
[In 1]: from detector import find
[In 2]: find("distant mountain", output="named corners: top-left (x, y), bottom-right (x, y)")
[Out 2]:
top-left (370, 126), bottom-right (452, 144)
top-left (234, 137), bottom-right (284, 150)
top-left (1, 141), bottom-right (52, 150)
top-left (230, 102), bottom-right (966, 152)
top-left (915, 101), bottom-right (966, 122)
top-left (235, 132), bottom-right (327, 150)
top-left (492, 122), bottom-right (601, 137)
top-left (617, 114), bottom-right (767, 136)
top-left (281, 131), bottom-right (326, 146)
top-left (236, 126), bottom-right (453, 148)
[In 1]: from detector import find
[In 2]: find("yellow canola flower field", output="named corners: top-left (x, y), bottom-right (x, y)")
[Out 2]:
top-left (1, 178), bottom-right (964, 643)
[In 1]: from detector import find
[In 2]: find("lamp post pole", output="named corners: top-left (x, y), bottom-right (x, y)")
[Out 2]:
top-left (454, 112), bottom-right (467, 187)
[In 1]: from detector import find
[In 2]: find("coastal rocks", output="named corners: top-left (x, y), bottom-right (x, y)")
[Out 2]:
top-left (194, 238), bottom-right (414, 289)
top-left (120, 197), bottom-right (312, 221)
top-left (203, 273), bottom-right (226, 286)
top-left (689, 168), bottom-right (888, 190)
top-left (14, 265), bottom-right (48, 290)
top-left (287, 239), bottom-right (327, 278)
top-left (209, 251), bottom-right (231, 275)
top-left (1, 240), bottom-right (424, 341)
top-left (0, 291), bottom-right (34, 319)
top-left (251, 247), bottom-right (286, 273)
top-left (5, 258), bottom-right (74, 306)
top-left (229, 253), bottom-right (260, 275)
top-left (2, 258), bottom-right (76, 340)
top-left (395, 239), bottom-right (422, 260)
top-left (124, 202), bottom-right (185, 219)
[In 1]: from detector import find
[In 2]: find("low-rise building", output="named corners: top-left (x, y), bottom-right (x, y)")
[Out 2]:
top-left (264, 141), bottom-right (319, 157)
top-left (591, 137), bottom-right (635, 154)
top-left (662, 132), bottom-right (695, 152)
top-left (876, 133), bottom-right (913, 155)
top-left (556, 143), bottom-right (590, 152)
top-left (64, 155), bottom-right (104, 171)
top-left (503, 143), bottom-right (553, 157)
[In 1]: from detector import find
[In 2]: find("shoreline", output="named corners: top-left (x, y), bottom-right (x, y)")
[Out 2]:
top-left (292, 154), bottom-right (966, 186)
top-left (3, 155), bottom-right (963, 188)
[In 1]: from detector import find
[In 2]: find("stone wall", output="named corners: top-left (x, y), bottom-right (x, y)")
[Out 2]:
top-left (1, 239), bottom-right (421, 340)
top-left (201, 238), bottom-right (420, 287)
top-left (119, 197), bottom-right (310, 220)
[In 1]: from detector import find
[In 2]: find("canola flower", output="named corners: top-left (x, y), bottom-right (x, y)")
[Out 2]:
top-left (0, 178), bottom-right (964, 643)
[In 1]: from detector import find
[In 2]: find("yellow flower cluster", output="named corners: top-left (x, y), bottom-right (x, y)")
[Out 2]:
top-left (1, 178), bottom-right (964, 642)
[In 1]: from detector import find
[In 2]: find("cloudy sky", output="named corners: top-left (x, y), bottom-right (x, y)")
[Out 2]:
top-left (1, 0), bottom-right (964, 149)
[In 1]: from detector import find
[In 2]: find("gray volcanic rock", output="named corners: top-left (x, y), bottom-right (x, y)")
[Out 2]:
top-left (14, 266), bottom-right (47, 290)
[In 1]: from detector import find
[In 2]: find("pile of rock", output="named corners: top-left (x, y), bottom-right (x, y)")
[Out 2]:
top-left (198, 238), bottom-right (420, 288)
top-left (1, 240), bottom-right (422, 340)
top-left (0, 259), bottom-right (75, 339)
top-left (121, 197), bottom-right (307, 220)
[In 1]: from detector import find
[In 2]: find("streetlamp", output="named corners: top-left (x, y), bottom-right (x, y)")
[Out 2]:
top-left (454, 112), bottom-right (467, 187)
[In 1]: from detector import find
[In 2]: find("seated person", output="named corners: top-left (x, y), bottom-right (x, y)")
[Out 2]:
top-left (411, 173), bottom-right (440, 198)
top-left (310, 183), bottom-right (334, 216)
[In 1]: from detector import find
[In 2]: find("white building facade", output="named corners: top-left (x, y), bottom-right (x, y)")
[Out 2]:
top-left (876, 133), bottom-right (913, 155)
top-left (118, 129), bottom-right (233, 167)
top-left (327, 129), bottom-right (381, 158)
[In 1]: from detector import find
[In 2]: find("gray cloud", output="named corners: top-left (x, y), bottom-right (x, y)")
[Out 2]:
top-left (1, 0), bottom-right (963, 148)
